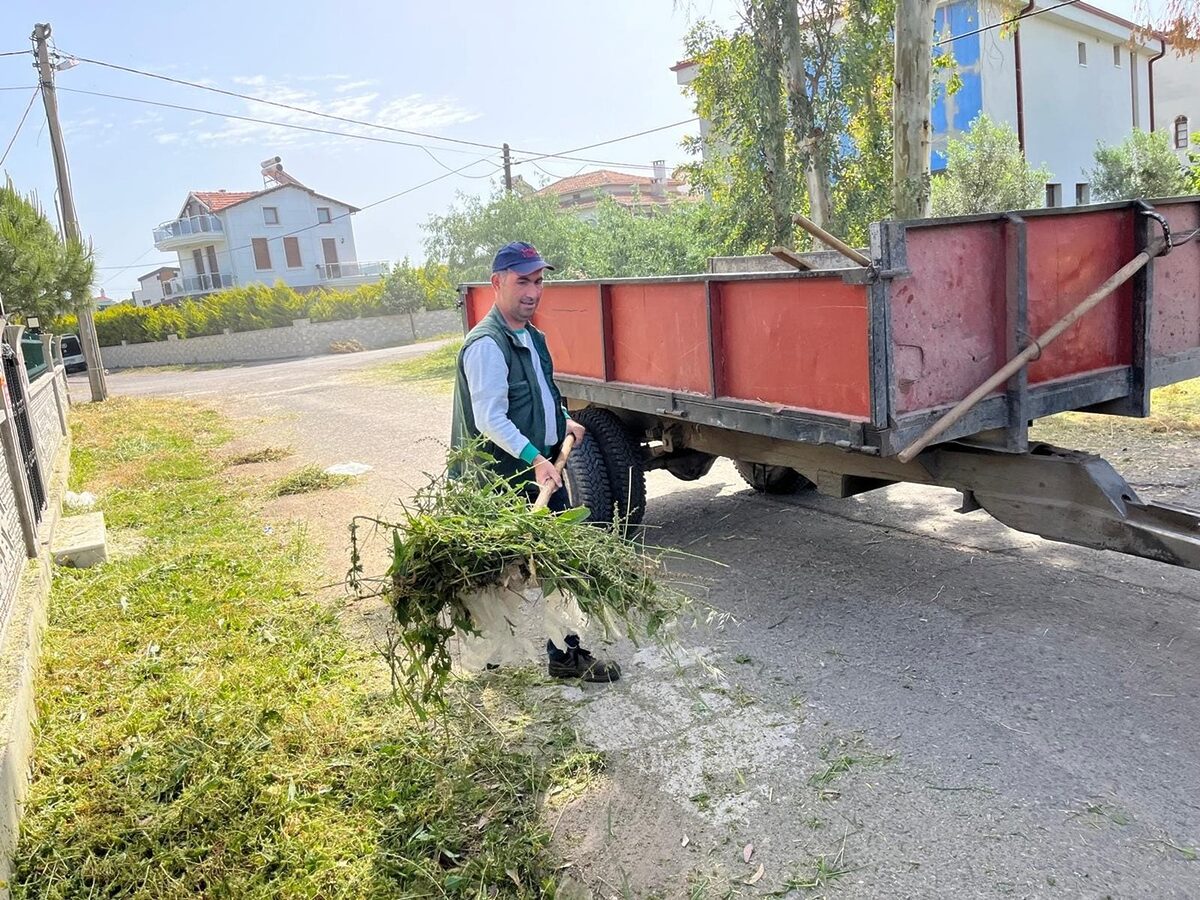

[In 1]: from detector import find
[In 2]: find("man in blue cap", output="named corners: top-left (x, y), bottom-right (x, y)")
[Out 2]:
top-left (451, 241), bottom-right (621, 683)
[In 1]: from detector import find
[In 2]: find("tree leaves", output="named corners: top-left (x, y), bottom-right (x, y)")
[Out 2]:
top-left (0, 178), bottom-right (94, 321)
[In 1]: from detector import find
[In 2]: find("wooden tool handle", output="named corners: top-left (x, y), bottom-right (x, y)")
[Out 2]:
top-left (792, 213), bottom-right (871, 267)
top-left (532, 433), bottom-right (576, 510)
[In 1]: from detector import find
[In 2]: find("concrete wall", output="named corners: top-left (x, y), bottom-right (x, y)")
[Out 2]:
top-left (0, 408), bottom-right (23, 635)
top-left (100, 308), bottom-right (460, 369)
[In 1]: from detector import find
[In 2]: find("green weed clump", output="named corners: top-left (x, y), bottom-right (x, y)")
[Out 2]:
top-left (270, 464), bottom-right (351, 496)
top-left (350, 444), bottom-right (685, 712)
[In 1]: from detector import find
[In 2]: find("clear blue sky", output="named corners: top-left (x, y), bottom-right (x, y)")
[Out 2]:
top-left (0, 0), bottom-right (1144, 298)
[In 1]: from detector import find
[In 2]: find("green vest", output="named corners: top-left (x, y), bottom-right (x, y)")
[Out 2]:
top-left (451, 305), bottom-right (567, 481)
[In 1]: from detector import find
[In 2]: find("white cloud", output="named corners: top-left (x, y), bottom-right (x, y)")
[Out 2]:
top-left (148, 75), bottom-right (479, 154)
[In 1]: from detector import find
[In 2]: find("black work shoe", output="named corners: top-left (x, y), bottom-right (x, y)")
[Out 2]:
top-left (548, 648), bottom-right (622, 683)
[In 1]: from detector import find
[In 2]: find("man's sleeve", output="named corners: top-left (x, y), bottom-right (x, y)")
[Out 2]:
top-left (462, 339), bottom-right (540, 464)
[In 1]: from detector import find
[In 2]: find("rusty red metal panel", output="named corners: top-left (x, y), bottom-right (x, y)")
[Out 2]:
top-left (464, 285), bottom-right (491, 330)
top-left (1025, 210), bottom-right (1134, 384)
top-left (531, 284), bottom-right (606, 380)
top-left (608, 282), bottom-right (711, 394)
top-left (890, 221), bottom-right (1008, 414)
top-left (1152, 200), bottom-right (1200, 358)
top-left (717, 277), bottom-right (872, 418)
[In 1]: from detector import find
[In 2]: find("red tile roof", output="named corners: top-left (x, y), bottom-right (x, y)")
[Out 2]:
top-left (535, 170), bottom-right (661, 196)
top-left (192, 190), bottom-right (262, 211)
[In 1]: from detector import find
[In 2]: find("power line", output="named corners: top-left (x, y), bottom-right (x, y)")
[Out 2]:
top-left (56, 86), bottom-right (495, 158)
top-left (58, 50), bottom-right (683, 170)
top-left (0, 87), bottom-right (38, 168)
top-left (0, 85), bottom-right (38, 91)
top-left (64, 53), bottom-right (503, 153)
top-left (935, 0), bottom-right (1085, 46)
top-left (0, 51), bottom-right (30, 58)
top-left (511, 119), bottom-right (697, 167)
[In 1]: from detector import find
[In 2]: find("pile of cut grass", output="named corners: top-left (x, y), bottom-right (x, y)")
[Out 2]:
top-left (270, 463), bottom-right (351, 496)
top-left (1034, 377), bottom-right (1200, 443)
top-left (351, 444), bottom-right (685, 713)
top-left (15, 397), bottom-right (583, 898)
top-left (227, 445), bottom-right (292, 465)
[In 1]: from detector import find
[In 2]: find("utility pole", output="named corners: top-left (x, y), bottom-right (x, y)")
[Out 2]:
top-left (502, 143), bottom-right (513, 193)
top-left (892, 0), bottom-right (936, 220)
top-left (32, 22), bottom-right (107, 401)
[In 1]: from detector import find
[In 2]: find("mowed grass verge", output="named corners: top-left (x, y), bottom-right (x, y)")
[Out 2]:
top-left (363, 338), bottom-right (462, 390)
top-left (15, 397), bottom-right (579, 899)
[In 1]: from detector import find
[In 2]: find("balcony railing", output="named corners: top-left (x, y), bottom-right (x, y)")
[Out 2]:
top-left (163, 273), bottom-right (236, 297)
top-left (152, 214), bottom-right (225, 249)
top-left (316, 260), bottom-right (389, 281)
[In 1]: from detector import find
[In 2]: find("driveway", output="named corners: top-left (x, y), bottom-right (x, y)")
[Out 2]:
top-left (83, 351), bottom-right (1200, 899)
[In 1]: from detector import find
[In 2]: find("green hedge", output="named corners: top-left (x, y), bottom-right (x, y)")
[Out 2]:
top-left (61, 281), bottom-right (434, 348)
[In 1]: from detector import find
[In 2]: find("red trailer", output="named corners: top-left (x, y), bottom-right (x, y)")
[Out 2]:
top-left (462, 199), bottom-right (1200, 570)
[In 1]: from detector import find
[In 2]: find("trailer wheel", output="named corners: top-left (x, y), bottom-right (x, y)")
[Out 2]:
top-left (573, 408), bottom-right (646, 525)
top-left (563, 434), bottom-right (616, 524)
top-left (732, 460), bottom-right (814, 495)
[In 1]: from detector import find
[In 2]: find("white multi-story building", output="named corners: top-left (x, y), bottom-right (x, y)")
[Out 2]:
top-left (130, 266), bottom-right (180, 307)
top-left (1154, 50), bottom-right (1198, 165)
top-left (674, 0), bottom-right (1199, 208)
top-left (151, 165), bottom-right (386, 299)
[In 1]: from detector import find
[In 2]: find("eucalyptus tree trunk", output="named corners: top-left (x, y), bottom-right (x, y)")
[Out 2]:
top-left (781, 0), bottom-right (833, 229)
top-left (892, 0), bottom-right (936, 219)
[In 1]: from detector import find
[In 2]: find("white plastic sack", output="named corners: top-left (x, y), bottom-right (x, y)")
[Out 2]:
top-left (324, 462), bottom-right (373, 476)
top-left (455, 565), bottom-right (599, 671)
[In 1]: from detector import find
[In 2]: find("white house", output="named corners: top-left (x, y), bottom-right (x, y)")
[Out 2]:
top-left (151, 164), bottom-right (385, 299)
top-left (130, 266), bottom-right (180, 307)
top-left (674, 0), bottom-right (1199, 209)
top-left (534, 163), bottom-right (691, 221)
top-left (1154, 50), bottom-right (1199, 165)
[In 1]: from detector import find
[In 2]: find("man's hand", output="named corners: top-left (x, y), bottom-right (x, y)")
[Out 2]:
top-left (533, 455), bottom-right (562, 491)
top-left (565, 418), bottom-right (586, 445)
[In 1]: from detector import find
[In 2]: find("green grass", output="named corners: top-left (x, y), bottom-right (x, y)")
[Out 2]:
top-left (1034, 376), bottom-right (1200, 443)
top-left (364, 338), bottom-right (463, 389)
top-left (270, 464), bottom-right (351, 496)
top-left (15, 397), bottom-right (583, 899)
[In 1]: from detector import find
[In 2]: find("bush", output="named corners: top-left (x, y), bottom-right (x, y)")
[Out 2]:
top-left (91, 281), bottom-right (396, 347)
top-left (931, 115), bottom-right (1052, 216)
top-left (1088, 129), bottom-right (1191, 202)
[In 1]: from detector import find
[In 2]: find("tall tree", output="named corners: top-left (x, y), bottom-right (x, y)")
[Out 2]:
top-left (0, 180), bottom-right (93, 323)
top-left (681, 0), bottom-right (894, 250)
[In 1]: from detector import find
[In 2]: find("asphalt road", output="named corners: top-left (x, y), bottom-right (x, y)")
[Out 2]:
top-left (79, 350), bottom-right (1200, 899)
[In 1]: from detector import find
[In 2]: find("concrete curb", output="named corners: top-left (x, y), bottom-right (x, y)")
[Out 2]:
top-left (0, 430), bottom-right (71, 896)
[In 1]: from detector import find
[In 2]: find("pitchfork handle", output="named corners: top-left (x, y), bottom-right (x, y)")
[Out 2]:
top-left (532, 433), bottom-right (576, 510)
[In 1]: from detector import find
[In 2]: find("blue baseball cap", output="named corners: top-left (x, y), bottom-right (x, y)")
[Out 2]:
top-left (491, 241), bottom-right (555, 275)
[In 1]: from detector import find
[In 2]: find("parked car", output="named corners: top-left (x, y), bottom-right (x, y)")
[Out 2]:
top-left (61, 334), bottom-right (86, 374)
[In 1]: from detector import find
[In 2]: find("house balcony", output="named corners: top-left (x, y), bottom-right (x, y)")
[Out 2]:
top-left (152, 214), bottom-right (226, 251)
top-left (162, 272), bottom-right (237, 298)
top-left (315, 260), bottom-right (389, 285)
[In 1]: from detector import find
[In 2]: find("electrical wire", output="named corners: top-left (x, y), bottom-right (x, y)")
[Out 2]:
top-left (0, 51), bottom-right (30, 58)
top-left (0, 87), bottom-right (38, 168)
top-left (57, 50), bottom-right (682, 170)
top-left (0, 85), bottom-right (38, 91)
top-left (510, 119), bottom-right (697, 167)
top-left (935, 0), bottom-right (1085, 46)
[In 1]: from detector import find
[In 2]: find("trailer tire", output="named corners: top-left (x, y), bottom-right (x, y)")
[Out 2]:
top-left (732, 460), bottom-right (814, 495)
top-left (563, 434), bottom-right (616, 524)
top-left (573, 408), bottom-right (646, 525)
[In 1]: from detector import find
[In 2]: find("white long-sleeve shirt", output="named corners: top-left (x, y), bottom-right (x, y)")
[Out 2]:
top-left (462, 330), bottom-right (560, 462)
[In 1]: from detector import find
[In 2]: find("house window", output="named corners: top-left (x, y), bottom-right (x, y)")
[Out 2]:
top-left (252, 237), bottom-right (272, 270)
top-left (1045, 183), bottom-right (1062, 207)
top-left (1075, 183), bottom-right (1090, 205)
top-left (1176, 116), bottom-right (1190, 149)
top-left (263, 206), bottom-right (279, 225)
top-left (1113, 44), bottom-right (1121, 66)
top-left (317, 207), bottom-right (331, 224)
top-left (1077, 42), bottom-right (1087, 66)
top-left (284, 236), bottom-right (302, 268)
